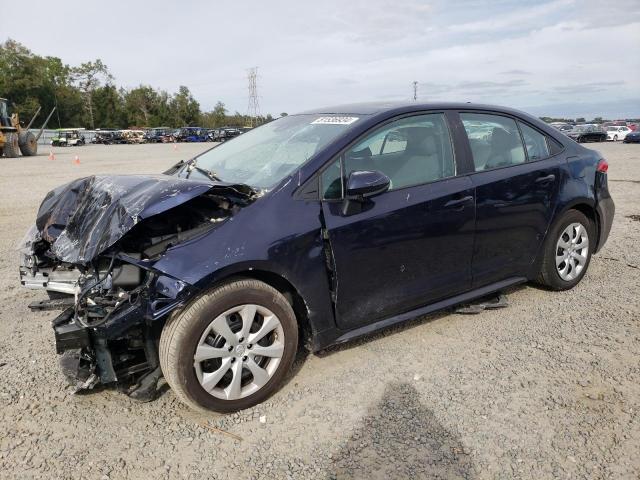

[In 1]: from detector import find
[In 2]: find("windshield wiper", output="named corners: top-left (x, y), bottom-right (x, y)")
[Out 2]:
top-left (185, 159), bottom-right (222, 182)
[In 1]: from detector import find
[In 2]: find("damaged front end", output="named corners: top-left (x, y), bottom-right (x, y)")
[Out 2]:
top-left (19, 174), bottom-right (256, 400)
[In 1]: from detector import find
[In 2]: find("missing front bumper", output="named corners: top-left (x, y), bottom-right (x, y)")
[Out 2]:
top-left (49, 305), bottom-right (169, 401)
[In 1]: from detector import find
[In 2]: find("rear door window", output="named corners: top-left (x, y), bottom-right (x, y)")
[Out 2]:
top-left (460, 113), bottom-right (526, 171)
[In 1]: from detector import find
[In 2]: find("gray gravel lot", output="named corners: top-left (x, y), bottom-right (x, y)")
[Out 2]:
top-left (0, 142), bottom-right (639, 479)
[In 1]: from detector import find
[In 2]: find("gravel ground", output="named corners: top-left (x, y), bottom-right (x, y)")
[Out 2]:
top-left (0, 142), bottom-right (638, 480)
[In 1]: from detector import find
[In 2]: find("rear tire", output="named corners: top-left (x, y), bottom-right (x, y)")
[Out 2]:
top-left (3, 132), bottom-right (20, 157)
top-left (536, 210), bottom-right (594, 290)
top-left (160, 279), bottom-right (298, 413)
top-left (19, 131), bottom-right (38, 156)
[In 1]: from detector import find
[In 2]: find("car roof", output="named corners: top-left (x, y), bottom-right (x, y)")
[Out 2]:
top-left (297, 101), bottom-right (534, 117)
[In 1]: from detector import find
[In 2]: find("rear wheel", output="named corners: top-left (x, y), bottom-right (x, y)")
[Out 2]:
top-left (613, 135), bottom-right (618, 142)
top-left (536, 210), bottom-right (594, 290)
top-left (160, 279), bottom-right (298, 413)
top-left (3, 132), bottom-right (20, 157)
top-left (19, 131), bottom-right (38, 156)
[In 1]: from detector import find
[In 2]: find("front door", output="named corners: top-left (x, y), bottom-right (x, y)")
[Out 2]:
top-left (320, 113), bottom-right (476, 330)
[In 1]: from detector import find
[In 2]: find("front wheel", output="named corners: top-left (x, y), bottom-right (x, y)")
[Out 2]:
top-left (19, 131), bottom-right (38, 156)
top-left (536, 210), bottom-right (594, 290)
top-left (159, 279), bottom-right (298, 413)
top-left (613, 135), bottom-right (618, 142)
top-left (3, 132), bottom-right (20, 157)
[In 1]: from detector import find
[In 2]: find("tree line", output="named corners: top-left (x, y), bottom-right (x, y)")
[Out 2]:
top-left (0, 39), bottom-right (278, 130)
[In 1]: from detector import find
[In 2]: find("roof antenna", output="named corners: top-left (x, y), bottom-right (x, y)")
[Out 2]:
top-left (412, 81), bottom-right (418, 102)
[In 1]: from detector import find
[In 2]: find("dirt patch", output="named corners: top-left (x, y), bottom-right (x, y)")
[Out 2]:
top-left (1, 143), bottom-right (639, 479)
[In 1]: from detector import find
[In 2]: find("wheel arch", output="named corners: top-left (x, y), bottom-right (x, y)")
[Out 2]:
top-left (554, 199), bottom-right (600, 248)
top-left (196, 266), bottom-right (315, 350)
top-left (530, 199), bottom-right (599, 280)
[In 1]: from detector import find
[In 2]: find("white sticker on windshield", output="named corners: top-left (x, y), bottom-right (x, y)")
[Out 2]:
top-left (311, 116), bottom-right (359, 125)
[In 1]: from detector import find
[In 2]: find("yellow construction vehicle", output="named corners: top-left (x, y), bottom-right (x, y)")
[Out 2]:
top-left (0, 97), bottom-right (56, 157)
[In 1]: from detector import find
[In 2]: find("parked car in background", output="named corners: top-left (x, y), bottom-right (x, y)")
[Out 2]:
top-left (144, 128), bottom-right (173, 143)
top-left (549, 122), bottom-right (573, 133)
top-left (213, 127), bottom-right (242, 142)
top-left (176, 127), bottom-right (209, 142)
top-left (92, 129), bottom-right (118, 145)
top-left (550, 123), bottom-right (574, 133)
top-left (623, 129), bottom-right (640, 143)
top-left (19, 102), bottom-right (614, 413)
top-left (121, 130), bottom-right (147, 144)
top-left (606, 126), bottom-right (632, 141)
top-left (566, 124), bottom-right (607, 143)
top-left (50, 128), bottom-right (86, 147)
top-left (95, 131), bottom-right (128, 145)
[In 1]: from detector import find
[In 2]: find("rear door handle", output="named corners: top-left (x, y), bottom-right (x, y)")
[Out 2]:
top-left (535, 174), bottom-right (556, 184)
top-left (444, 195), bottom-right (474, 209)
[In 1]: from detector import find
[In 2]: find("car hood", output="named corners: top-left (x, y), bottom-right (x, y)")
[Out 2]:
top-left (29, 174), bottom-right (253, 264)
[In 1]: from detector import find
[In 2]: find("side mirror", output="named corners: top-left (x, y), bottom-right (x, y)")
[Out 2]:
top-left (345, 170), bottom-right (390, 200)
top-left (342, 170), bottom-right (390, 216)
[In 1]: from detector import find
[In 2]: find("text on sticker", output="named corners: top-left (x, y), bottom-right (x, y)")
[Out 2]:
top-left (311, 116), bottom-right (359, 125)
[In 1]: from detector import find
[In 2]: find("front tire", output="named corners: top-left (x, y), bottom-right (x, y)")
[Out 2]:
top-left (3, 132), bottom-right (20, 157)
top-left (536, 210), bottom-right (594, 290)
top-left (613, 135), bottom-right (618, 142)
top-left (19, 131), bottom-right (38, 156)
top-left (159, 279), bottom-right (298, 413)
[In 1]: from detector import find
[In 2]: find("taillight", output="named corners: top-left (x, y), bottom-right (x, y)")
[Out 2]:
top-left (597, 159), bottom-right (608, 173)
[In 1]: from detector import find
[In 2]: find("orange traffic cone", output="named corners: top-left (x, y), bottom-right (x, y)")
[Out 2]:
top-left (73, 155), bottom-right (81, 165)
top-left (48, 151), bottom-right (55, 161)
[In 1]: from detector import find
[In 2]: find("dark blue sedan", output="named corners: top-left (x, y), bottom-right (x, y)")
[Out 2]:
top-left (20, 102), bottom-right (615, 412)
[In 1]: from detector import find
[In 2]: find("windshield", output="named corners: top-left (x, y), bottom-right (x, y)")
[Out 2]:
top-left (180, 114), bottom-right (365, 189)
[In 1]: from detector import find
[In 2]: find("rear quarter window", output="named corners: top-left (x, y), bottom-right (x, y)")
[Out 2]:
top-left (518, 122), bottom-right (550, 161)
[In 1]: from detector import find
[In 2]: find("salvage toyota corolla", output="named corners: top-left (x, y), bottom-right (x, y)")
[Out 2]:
top-left (19, 102), bottom-right (614, 413)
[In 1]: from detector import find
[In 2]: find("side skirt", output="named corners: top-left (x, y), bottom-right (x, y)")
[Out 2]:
top-left (313, 276), bottom-right (527, 351)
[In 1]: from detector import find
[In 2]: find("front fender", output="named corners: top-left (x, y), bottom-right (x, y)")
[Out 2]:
top-left (150, 189), bottom-right (338, 340)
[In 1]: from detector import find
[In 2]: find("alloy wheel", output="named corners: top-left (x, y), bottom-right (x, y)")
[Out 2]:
top-left (555, 222), bottom-right (589, 281)
top-left (194, 304), bottom-right (285, 400)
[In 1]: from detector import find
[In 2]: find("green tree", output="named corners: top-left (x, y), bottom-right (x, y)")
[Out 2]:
top-left (93, 85), bottom-right (126, 128)
top-left (0, 39), bottom-right (79, 127)
top-left (200, 101), bottom-right (228, 128)
top-left (71, 59), bottom-right (113, 128)
top-left (170, 86), bottom-right (200, 126)
top-left (124, 85), bottom-right (160, 127)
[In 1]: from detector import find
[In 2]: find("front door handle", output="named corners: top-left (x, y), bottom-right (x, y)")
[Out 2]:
top-left (535, 173), bottom-right (556, 184)
top-left (444, 195), bottom-right (474, 209)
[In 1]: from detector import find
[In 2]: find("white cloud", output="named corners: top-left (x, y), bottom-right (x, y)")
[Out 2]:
top-left (2, 0), bottom-right (639, 117)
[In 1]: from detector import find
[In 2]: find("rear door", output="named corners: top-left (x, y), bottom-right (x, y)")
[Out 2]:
top-left (459, 112), bottom-right (561, 287)
top-left (320, 112), bottom-right (476, 330)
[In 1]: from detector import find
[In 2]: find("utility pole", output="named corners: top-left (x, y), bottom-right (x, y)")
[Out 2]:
top-left (247, 67), bottom-right (261, 128)
top-left (413, 81), bottom-right (418, 101)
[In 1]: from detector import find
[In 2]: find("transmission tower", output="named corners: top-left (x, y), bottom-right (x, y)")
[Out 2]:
top-left (413, 81), bottom-right (418, 101)
top-left (247, 67), bottom-right (261, 127)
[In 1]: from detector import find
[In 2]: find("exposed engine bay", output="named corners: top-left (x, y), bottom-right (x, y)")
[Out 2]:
top-left (18, 174), bottom-right (257, 400)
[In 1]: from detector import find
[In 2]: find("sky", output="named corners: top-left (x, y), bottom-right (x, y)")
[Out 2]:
top-left (3, 0), bottom-right (640, 119)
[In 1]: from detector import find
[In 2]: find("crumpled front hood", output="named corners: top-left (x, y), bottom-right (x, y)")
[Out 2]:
top-left (32, 174), bottom-right (225, 264)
